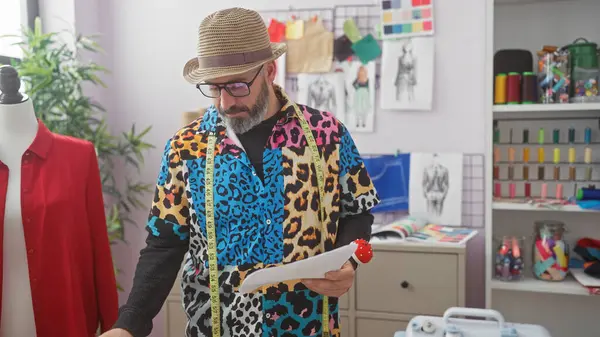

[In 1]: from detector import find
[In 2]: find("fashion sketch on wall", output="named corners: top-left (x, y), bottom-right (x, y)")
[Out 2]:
top-left (380, 36), bottom-right (434, 111)
top-left (409, 152), bottom-right (463, 226)
top-left (340, 60), bottom-right (376, 132)
top-left (274, 55), bottom-right (286, 90)
top-left (296, 73), bottom-right (346, 121)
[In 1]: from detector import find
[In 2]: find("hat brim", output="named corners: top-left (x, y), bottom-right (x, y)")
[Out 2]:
top-left (183, 43), bottom-right (287, 84)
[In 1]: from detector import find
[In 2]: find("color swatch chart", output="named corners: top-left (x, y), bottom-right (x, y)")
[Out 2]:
top-left (381, 0), bottom-right (434, 39)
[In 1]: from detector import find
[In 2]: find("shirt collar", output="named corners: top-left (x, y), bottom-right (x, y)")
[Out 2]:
top-left (273, 84), bottom-right (298, 125)
top-left (28, 120), bottom-right (53, 159)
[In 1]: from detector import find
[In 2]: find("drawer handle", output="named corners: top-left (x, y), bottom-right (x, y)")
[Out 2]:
top-left (400, 281), bottom-right (409, 289)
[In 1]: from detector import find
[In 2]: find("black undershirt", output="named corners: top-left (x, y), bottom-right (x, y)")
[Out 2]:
top-left (113, 112), bottom-right (373, 337)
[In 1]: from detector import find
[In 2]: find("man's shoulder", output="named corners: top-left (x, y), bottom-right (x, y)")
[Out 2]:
top-left (296, 103), bottom-right (344, 133)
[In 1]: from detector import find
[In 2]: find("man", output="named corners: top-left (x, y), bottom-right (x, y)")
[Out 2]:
top-left (101, 7), bottom-right (379, 337)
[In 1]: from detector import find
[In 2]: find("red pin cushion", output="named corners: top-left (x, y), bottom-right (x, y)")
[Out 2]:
top-left (351, 239), bottom-right (373, 265)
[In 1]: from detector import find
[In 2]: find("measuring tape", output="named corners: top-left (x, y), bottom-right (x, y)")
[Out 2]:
top-left (204, 99), bottom-right (330, 336)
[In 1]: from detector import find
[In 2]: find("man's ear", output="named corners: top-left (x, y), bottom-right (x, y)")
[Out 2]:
top-left (265, 61), bottom-right (277, 83)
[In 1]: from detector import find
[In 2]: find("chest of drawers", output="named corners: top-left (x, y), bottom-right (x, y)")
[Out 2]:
top-left (163, 241), bottom-right (466, 337)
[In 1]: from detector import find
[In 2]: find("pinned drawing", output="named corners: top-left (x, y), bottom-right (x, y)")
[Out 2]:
top-left (297, 73), bottom-right (346, 121)
top-left (340, 61), bottom-right (376, 132)
top-left (274, 55), bottom-right (286, 90)
top-left (380, 37), bottom-right (434, 110)
top-left (409, 153), bottom-right (463, 226)
top-left (362, 153), bottom-right (410, 213)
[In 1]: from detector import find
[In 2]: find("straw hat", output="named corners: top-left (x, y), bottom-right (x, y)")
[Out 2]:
top-left (183, 7), bottom-right (287, 84)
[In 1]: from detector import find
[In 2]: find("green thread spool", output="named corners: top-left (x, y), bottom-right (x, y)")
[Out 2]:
top-left (568, 128), bottom-right (575, 144)
top-left (538, 128), bottom-right (545, 144)
top-left (523, 129), bottom-right (529, 144)
top-left (494, 128), bottom-right (500, 144)
top-left (553, 129), bottom-right (560, 144)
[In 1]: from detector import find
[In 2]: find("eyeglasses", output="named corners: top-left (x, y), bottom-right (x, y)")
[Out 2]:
top-left (196, 66), bottom-right (263, 98)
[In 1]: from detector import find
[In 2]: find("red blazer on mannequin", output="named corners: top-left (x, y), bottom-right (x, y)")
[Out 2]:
top-left (0, 121), bottom-right (119, 336)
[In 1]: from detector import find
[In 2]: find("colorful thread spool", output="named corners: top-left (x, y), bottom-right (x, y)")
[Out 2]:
top-left (507, 72), bottom-right (521, 104)
top-left (552, 129), bottom-right (560, 144)
top-left (576, 187), bottom-right (600, 200)
top-left (538, 148), bottom-right (545, 163)
top-left (509, 183), bottom-right (516, 198)
top-left (568, 148), bottom-right (576, 163)
top-left (494, 73), bottom-right (507, 104)
top-left (522, 129), bottom-right (529, 144)
top-left (508, 166), bottom-right (514, 180)
top-left (556, 184), bottom-right (563, 199)
top-left (538, 128), bottom-right (545, 144)
top-left (584, 147), bottom-right (592, 164)
top-left (525, 182), bottom-right (531, 198)
top-left (585, 127), bottom-right (592, 144)
top-left (522, 72), bottom-right (537, 104)
top-left (568, 128), bottom-right (575, 144)
top-left (523, 147), bottom-right (530, 163)
top-left (541, 183), bottom-right (548, 199)
top-left (494, 183), bottom-right (502, 198)
top-left (523, 165), bottom-right (529, 180)
top-left (538, 165), bottom-right (545, 180)
top-left (493, 166), bottom-right (499, 179)
top-left (495, 236), bottom-right (525, 282)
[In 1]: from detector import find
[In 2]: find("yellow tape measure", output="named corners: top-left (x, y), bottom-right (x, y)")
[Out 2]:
top-left (205, 133), bottom-right (221, 337)
top-left (204, 101), bottom-right (329, 336)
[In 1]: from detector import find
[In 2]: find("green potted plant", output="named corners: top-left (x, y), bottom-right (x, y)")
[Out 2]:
top-left (2, 18), bottom-right (153, 289)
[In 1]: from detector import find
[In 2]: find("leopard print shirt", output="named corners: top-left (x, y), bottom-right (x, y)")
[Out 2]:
top-left (148, 88), bottom-right (380, 336)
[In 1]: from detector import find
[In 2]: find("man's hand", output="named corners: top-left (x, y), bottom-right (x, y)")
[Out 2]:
top-left (99, 328), bottom-right (133, 337)
top-left (302, 261), bottom-right (355, 297)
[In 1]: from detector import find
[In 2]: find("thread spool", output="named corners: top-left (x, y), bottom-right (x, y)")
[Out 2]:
top-left (569, 166), bottom-right (576, 180)
top-left (568, 128), bottom-right (575, 143)
top-left (523, 129), bottom-right (529, 144)
top-left (523, 165), bottom-right (529, 180)
top-left (586, 167), bottom-right (592, 181)
top-left (508, 147), bottom-right (516, 162)
top-left (568, 148), bottom-right (576, 163)
top-left (576, 187), bottom-right (600, 200)
top-left (494, 166), bottom-right (499, 179)
top-left (585, 127), bottom-right (592, 144)
top-left (584, 148), bottom-right (592, 164)
top-left (525, 182), bottom-right (531, 198)
top-left (554, 166), bottom-right (560, 180)
top-left (494, 147), bottom-right (501, 163)
top-left (509, 183), bottom-right (516, 198)
top-left (507, 72), bottom-right (521, 104)
top-left (538, 147), bottom-right (545, 163)
top-left (495, 183), bottom-right (502, 197)
top-left (494, 128), bottom-right (500, 144)
top-left (523, 147), bottom-right (530, 163)
top-left (553, 148), bottom-right (560, 164)
top-left (494, 73), bottom-right (508, 104)
top-left (538, 128), bottom-right (545, 144)
top-left (522, 72), bottom-right (537, 104)
top-left (556, 184), bottom-right (563, 200)
top-left (508, 166), bottom-right (514, 180)
top-left (541, 183), bottom-right (548, 199)
top-left (538, 165), bottom-right (545, 180)
top-left (552, 129), bottom-right (560, 144)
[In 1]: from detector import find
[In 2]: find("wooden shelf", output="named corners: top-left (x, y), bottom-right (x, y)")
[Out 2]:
top-left (490, 275), bottom-right (590, 296)
top-left (493, 103), bottom-right (600, 113)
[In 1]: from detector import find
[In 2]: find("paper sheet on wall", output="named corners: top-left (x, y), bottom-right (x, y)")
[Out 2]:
top-left (274, 54), bottom-right (286, 90)
top-left (239, 242), bottom-right (357, 294)
top-left (408, 152), bottom-right (463, 226)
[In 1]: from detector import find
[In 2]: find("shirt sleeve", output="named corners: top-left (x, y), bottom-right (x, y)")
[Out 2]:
top-left (338, 123), bottom-right (380, 218)
top-left (114, 138), bottom-right (190, 337)
top-left (84, 143), bottom-right (119, 332)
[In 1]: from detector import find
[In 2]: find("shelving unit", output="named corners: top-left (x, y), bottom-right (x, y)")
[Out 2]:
top-left (485, 0), bottom-right (600, 336)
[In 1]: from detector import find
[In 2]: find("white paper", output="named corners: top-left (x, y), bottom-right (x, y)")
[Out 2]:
top-left (239, 242), bottom-right (357, 294)
top-left (380, 37), bottom-right (434, 111)
top-left (296, 73), bottom-right (346, 120)
top-left (340, 60), bottom-right (377, 133)
top-left (409, 153), bottom-right (463, 226)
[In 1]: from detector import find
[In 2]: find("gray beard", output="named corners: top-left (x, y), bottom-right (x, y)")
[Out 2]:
top-left (219, 81), bottom-right (269, 134)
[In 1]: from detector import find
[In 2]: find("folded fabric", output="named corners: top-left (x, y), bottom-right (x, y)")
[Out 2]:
top-left (351, 34), bottom-right (382, 64)
top-left (334, 35), bottom-right (354, 62)
top-left (343, 19), bottom-right (362, 43)
top-left (573, 238), bottom-right (600, 278)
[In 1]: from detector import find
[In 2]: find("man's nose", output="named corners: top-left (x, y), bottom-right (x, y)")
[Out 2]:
top-left (219, 89), bottom-right (236, 109)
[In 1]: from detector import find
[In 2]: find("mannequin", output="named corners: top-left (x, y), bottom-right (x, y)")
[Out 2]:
top-left (0, 65), bottom-right (38, 337)
top-left (0, 65), bottom-right (118, 336)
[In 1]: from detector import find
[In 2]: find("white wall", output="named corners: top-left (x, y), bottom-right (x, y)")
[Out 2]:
top-left (39, 0), bottom-right (490, 335)
top-left (493, 1), bottom-right (600, 336)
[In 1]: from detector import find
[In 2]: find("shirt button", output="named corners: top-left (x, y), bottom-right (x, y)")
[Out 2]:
top-left (266, 219), bottom-right (272, 225)
top-left (252, 172), bottom-right (257, 176)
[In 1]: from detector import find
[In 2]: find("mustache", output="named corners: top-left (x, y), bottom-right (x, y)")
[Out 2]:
top-left (223, 106), bottom-right (250, 115)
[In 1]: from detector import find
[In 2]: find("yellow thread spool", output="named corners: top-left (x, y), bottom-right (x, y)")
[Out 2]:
top-left (553, 148), bottom-right (560, 164)
top-left (568, 148), bottom-right (576, 163)
top-left (584, 148), bottom-right (592, 164)
top-left (523, 147), bottom-right (530, 163)
top-left (494, 74), bottom-right (507, 104)
top-left (538, 148), bottom-right (545, 163)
